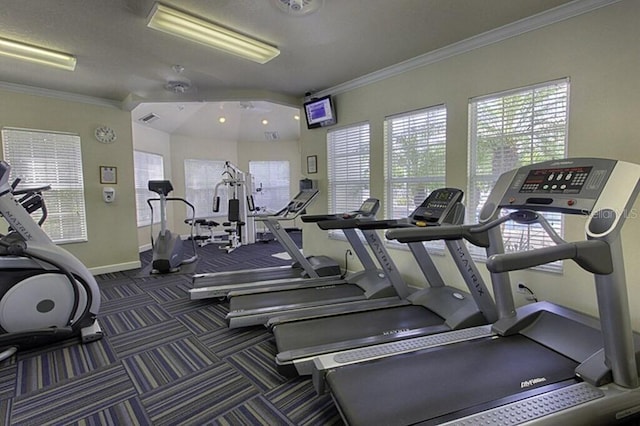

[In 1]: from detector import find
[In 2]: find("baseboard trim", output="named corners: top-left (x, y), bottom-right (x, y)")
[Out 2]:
top-left (89, 261), bottom-right (141, 276)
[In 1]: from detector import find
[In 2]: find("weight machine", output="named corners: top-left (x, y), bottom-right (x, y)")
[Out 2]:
top-left (212, 162), bottom-right (256, 253)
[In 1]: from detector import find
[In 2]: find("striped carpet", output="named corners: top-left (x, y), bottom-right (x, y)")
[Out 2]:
top-left (0, 230), bottom-right (344, 425)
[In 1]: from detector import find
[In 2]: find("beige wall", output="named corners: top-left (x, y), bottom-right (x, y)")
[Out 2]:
top-left (0, 90), bottom-right (302, 273)
top-left (0, 88), bottom-right (140, 273)
top-left (300, 0), bottom-right (640, 328)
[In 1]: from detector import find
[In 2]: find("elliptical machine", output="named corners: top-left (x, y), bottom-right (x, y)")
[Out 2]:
top-left (147, 180), bottom-right (198, 274)
top-left (0, 160), bottom-right (103, 362)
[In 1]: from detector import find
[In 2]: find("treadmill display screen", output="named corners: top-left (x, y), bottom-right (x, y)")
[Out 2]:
top-left (360, 200), bottom-right (377, 215)
top-left (519, 166), bottom-right (593, 194)
top-left (428, 189), bottom-right (455, 204)
top-left (413, 189), bottom-right (462, 224)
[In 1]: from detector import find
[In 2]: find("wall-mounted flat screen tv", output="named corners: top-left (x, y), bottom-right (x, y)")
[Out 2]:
top-left (303, 95), bottom-right (337, 129)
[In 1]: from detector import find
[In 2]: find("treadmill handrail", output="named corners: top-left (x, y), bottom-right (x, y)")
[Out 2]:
top-left (301, 214), bottom-right (342, 223)
top-left (302, 198), bottom-right (380, 223)
top-left (251, 189), bottom-right (320, 220)
top-left (487, 240), bottom-right (613, 275)
top-left (315, 217), bottom-right (380, 230)
top-left (385, 223), bottom-right (491, 248)
top-left (350, 218), bottom-right (413, 230)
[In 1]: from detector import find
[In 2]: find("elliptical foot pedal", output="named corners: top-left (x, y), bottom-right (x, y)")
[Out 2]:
top-left (81, 321), bottom-right (104, 343)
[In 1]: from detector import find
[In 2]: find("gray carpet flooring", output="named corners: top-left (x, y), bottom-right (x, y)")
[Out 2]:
top-left (0, 231), bottom-right (344, 425)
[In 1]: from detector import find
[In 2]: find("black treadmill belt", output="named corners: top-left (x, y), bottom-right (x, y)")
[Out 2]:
top-left (275, 305), bottom-right (443, 351)
top-left (230, 283), bottom-right (364, 311)
top-left (327, 335), bottom-right (579, 426)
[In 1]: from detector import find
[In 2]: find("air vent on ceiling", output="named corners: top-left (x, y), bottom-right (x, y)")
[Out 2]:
top-left (264, 131), bottom-right (279, 141)
top-left (139, 113), bottom-right (160, 124)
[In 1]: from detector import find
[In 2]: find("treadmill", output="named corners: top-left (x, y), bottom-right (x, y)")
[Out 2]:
top-left (226, 200), bottom-right (416, 328)
top-left (317, 158), bottom-right (640, 426)
top-left (190, 189), bottom-right (341, 300)
top-left (271, 188), bottom-right (498, 377)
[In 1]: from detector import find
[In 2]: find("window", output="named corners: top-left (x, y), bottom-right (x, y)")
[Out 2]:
top-left (184, 159), bottom-right (227, 218)
top-left (384, 106), bottom-right (447, 250)
top-left (2, 127), bottom-right (88, 243)
top-left (327, 122), bottom-right (371, 216)
top-left (467, 78), bottom-right (569, 271)
top-left (133, 150), bottom-right (164, 227)
top-left (249, 161), bottom-right (290, 212)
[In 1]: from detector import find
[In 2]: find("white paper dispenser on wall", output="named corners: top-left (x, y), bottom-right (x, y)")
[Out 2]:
top-left (103, 187), bottom-right (115, 203)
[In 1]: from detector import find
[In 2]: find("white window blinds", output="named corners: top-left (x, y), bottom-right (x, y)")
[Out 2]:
top-left (468, 78), bottom-right (569, 272)
top-left (385, 106), bottom-right (447, 219)
top-left (327, 123), bottom-right (371, 215)
top-left (184, 159), bottom-right (227, 218)
top-left (250, 160), bottom-right (290, 212)
top-left (384, 105), bottom-right (447, 249)
top-left (133, 150), bottom-right (164, 227)
top-left (2, 127), bottom-right (88, 243)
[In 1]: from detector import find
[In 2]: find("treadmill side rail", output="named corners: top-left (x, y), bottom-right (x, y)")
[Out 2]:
top-left (227, 295), bottom-right (400, 328)
top-left (311, 325), bottom-right (494, 394)
top-left (439, 382), bottom-right (604, 426)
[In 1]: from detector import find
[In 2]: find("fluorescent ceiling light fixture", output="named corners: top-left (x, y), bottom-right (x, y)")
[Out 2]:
top-left (147, 3), bottom-right (280, 64)
top-left (0, 37), bottom-right (76, 70)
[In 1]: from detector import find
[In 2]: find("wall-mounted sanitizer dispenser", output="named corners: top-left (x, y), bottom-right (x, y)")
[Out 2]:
top-left (103, 187), bottom-right (115, 203)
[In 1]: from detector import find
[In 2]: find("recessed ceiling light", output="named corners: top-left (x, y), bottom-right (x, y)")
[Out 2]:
top-left (219, 117), bottom-right (226, 123)
top-left (262, 119), bottom-right (269, 125)
top-left (294, 114), bottom-right (300, 121)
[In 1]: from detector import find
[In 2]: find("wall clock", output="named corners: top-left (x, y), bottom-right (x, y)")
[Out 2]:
top-left (94, 126), bottom-right (116, 144)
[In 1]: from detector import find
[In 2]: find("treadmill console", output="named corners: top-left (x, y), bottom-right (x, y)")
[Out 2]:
top-left (410, 188), bottom-right (463, 226)
top-left (355, 198), bottom-right (380, 218)
top-left (286, 189), bottom-right (319, 213)
top-left (499, 158), bottom-right (617, 215)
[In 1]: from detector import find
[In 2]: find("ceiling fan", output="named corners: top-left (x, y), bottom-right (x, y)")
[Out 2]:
top-left (272, 0), bottom-right (324, 16)
top-left (163, 65), bottom-right (194, 94)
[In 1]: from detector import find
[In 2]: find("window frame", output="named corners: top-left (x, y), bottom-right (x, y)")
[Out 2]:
top-left (384, 104), bottom-right (448, 250)
top-left (249, 160), bottom-right (291, 213)
top-left (327, 122), bottom-right (371, 238)
top-left (2, 127), bottom-right (88, 244)
top-left (184, 158), bottom-right (230, 219)
top-left (467, 78), bottom-right (570, 272)
top-left (133, 150), bottom-right (165, 227)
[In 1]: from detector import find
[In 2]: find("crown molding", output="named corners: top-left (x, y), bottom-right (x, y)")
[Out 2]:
top-left (0, 81), bottom-right (121, 109)
top-left (315, 0), bottom-right (621, 98)
top-left (0, 0), bottom-right (621, 107)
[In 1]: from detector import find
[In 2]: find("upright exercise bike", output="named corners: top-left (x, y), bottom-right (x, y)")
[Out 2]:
top-left (147, 180), bottom-right (198, 274)
top-left (0, 160), bottom-right (103, 362)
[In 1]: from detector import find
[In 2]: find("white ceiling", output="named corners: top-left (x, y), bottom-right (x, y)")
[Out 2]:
top-left (132, 100), bottom-right (302, 142)
top-left (0, 0), bottom-right (583, 139)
